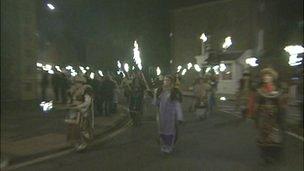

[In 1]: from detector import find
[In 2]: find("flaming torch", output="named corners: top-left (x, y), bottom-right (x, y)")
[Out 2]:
top-left (124, 63), bottom-right (129, 73)
top-left (133, 41), bottom-right (142, 70)
top-left (132, 40), bottom-right (149, 89)
top-left (156, 66), bottom-right (161, 76)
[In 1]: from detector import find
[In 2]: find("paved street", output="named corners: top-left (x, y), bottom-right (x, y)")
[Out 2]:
top-left (12, 97), bottom-right (303, 171)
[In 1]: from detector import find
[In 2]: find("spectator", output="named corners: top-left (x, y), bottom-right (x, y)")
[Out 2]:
top-left (100, 75), bottom-right (116, 116)
top-left (41, 71), bottom-right (49, 101)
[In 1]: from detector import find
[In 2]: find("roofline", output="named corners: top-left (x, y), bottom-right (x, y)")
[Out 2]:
top-left (170, 0), bottom-right (235, 13)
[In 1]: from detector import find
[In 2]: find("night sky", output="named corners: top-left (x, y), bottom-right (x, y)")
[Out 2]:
top-left (37, 0), bottom-right (216, 70)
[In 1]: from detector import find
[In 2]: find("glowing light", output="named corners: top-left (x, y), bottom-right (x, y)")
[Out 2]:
top-left (284, 45), bottom-right (304, 66)
top-left (220, 97), bottom-right (226, 101)
top-left (181, 69), bottom-right (187, 76)
top-left (48, 70), bottom-right (54, 74)
top-left (222, 36), bottom-right (232, 49)
top-left (245, 58), bottom-right (259, 67)
top-left (124, 63), bottom-right (129, 72)
top-left (200, 33), bottom-right (207, 42)
top-left (55, 66), bottom-right (62, 72)
top-left (86, 66), bottom-right (90, 70)
top-left (213, 65), bottom-right (220, 75)
top-left (98, 70), bottom-right (104, 76)
top-left (89, 72), bottom-right (95, 79)
top-left (284, 45), bottom-right (304, 55)
top-left (121, 72), bottom-right (126, 78)
top-left (187, 63), bottom-right (193, 70)
top-left (81, 68), bottom-right (87, 74)
top-left (288, 54), bottom-right (302, 66)
top-left (117, 60), bottom-right (122, 69)
top-left (213, 65), bottom-right (219, 71)
top-left (133, 41), bottom-right (142, 70)
top-left (40, 101), bottom-right (53, 112)
top-left (219, 63), bottom-right (227, 72)
top-left (79, 66), bottom-right (86, 74)
top-left (177, 65), bottom-right (182, 72)
top-left (36, 63), bottom-right (43, 67)
top-left (65, 65), bottom-right (73, 70)
top-left (71, 72), bottom-right (77, 77)
top-left (170, 60), bottom-right (173, 64)
top-left (194, 64), bottom-right (201, 72)
top-left (45, 64), bottom-right (52, 71)
top-left (205, 67), bottom-right (211, 73)
top-left (156, 66), bottom-right (161, 76)
top-left (47, 3), bottom-right (55, 10)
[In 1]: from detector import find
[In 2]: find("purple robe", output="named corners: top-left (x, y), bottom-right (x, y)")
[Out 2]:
top-left (154, 90), bottom-right (183, 146)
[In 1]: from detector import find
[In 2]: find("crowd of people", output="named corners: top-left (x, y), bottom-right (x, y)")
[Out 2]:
top-left (39, 66), bottom-right (300, 163)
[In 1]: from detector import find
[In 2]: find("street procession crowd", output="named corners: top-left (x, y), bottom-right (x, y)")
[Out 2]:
top-left (38, 64), bottom-right (300, 164)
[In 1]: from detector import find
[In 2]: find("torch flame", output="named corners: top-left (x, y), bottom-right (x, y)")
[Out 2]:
top-left (133, 41), bottom-right (142, 70)
top-left (156, 66), bottom-right (161, 76)
top-left (117, 60), bottom-right (122, 69)
top-left (124, 63), bottom-right (129, 72)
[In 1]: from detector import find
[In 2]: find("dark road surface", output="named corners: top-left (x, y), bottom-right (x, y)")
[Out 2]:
top-left (14, 98), bottom-right (303, 171)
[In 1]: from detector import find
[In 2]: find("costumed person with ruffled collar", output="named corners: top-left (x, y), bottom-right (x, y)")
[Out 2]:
top-left (254, 68), bottom-right (286, 164)
top-left (153, 75), bottom-right (183, 154)
top-left (66, 75), bottom-right (94, 152)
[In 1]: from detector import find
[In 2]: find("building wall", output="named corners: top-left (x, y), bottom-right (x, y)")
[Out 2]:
top-left (170, 0), bottom-right (258, 91)
top-left (1, 0), bottom-right (38, 102)
top-left (170, 0), bottom-right (303, 93)
top-left (170, 0), bottom-right (258, 67)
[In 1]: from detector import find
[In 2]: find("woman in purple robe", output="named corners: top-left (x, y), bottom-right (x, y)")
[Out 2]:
top-left (154, 75), bottom-right (183, 154)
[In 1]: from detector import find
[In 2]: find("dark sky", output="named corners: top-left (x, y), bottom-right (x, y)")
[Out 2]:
top-left (37, 0), bottom-right (217, 69)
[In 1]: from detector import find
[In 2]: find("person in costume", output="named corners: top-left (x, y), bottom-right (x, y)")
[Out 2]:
top-left (254, 68), bottom-right (286, 163)
top-left (153, 75), bottom-right (183, 154)
top-left (66, 75), bottom-right (94, 152)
